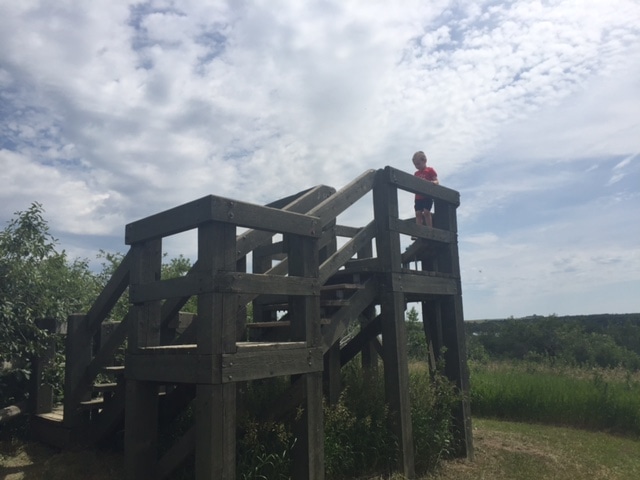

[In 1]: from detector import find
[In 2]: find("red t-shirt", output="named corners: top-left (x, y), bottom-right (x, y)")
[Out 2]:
top-left (414, 167), bottom-right (437, 200)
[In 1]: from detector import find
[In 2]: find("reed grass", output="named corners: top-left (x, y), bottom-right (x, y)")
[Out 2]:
top-left (470, 361), bottom-right (640, 436)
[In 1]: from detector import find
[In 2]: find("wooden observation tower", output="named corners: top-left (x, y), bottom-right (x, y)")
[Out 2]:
top-left (31, 166), bottom-right (473, 479)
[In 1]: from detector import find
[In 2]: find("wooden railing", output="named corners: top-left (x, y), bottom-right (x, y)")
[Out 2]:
top-left (53, 165), bottom-right (471, 475)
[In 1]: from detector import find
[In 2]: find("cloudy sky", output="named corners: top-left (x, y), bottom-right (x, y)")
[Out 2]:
top-left (1, 0), bottom-right (639, 320)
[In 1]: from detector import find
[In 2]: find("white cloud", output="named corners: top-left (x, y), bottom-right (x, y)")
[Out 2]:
top-left (1, 0), bottom-right (639, 318)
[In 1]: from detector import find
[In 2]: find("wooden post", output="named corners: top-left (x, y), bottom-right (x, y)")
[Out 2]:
top-left (31, 317), bottom-right (59, 415)
top-left (125, 239), bottom-right (162, 480)
top-left (433, 200), bottom-right (474, 460)
top-left (321, 221), bottom-right (341, 405)
top-left (373, 169), bottom-right (416, 479)
top-left (195, 221), bottom-right (237, 480)
top-left (357, 243), bottom-right (379, 382)
top-left (288, 233), bottom-right (324, 480)
top-left (63, 314), bottom-right (92, 429)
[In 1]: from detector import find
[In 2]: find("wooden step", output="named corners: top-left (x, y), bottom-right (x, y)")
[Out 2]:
top-left (246, 319), bottom-right (330, 330)
top-left (79, 397), bottom-right (105, 411)
top-left (92, 382), bottom-right (118, 392)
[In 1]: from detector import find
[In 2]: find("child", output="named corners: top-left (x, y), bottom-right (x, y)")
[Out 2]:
top-left (412, 150), bottom-right (438, 229)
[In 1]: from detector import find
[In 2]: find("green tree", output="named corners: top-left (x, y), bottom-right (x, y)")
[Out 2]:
top-left (0, 203), bottom-right (97, 406)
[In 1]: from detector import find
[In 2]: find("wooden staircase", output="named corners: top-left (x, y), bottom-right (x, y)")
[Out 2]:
top-left (30, 166), bottom-right (473, 480)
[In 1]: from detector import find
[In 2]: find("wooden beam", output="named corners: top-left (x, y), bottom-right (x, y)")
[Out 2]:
top-left (390, 218), bottom-right (455, 243)
top-left (125, 195), bottom-right (321, 244)
top-left (390, 272), bottom-right (458, 295)
top-left (382, 166), bottom-right (460, 206)
top-left (221, 346), bottom-right (323, 383)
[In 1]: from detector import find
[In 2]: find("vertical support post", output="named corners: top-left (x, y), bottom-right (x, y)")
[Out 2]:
top-left (288, 233), bottom-right (324, 480)
top-left (63, 314), bottom-right (92, 429)
top-left (31, 317), bottom-right (58, 415)
top-left (433, 200), bottom-right (474, 460)
top-left (422, 300), bottom-right (442, 371)
top-left (125, 239), bottom-right (162, 480)
top-left (252, 238), bottom-right (278, 324)
top-left (373, 169), bottom-right (416, 479)
top-left (195, 221), bottom-right (237, 480)
top-left (357, 242), bottom-right (378, 382)
top-left (323, 345), bottom-right (341, 405)
top-left (321, 221), bottom-right (341, 405)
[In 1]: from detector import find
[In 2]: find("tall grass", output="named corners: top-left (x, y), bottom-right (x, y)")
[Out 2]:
top-left (233, 360), bottom-right (460, 479)
top-left (470, 361), bottom-right (640, 436)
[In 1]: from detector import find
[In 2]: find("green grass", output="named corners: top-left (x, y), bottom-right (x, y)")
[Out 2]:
top-left (425, 418), bottom-right (640, 480)
top-left (6, 418), bottom-right (640, 480)
top-left (470, 361), bottom-right (640, 435)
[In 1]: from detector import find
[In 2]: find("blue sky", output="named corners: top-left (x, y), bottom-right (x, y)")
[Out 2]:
top-left (1, 1), bottom-right (639, 319)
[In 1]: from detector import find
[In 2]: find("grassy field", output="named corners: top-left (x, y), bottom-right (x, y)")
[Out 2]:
top-left (470, 361), bottom-right (640, 436)
top-left (3, 418), bottom-right (640, 479)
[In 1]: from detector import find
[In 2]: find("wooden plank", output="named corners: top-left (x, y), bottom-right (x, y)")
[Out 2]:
top-left (319, 221), bottom-right (376, 284)
top-left (63, 314), bottom-right (92, 427)
top-left (221, 347), bottom-right (322, 383)
top-left (195, 220), bottom-right (238, 480)
top-left (308, 169), bottom-right (376, 227)
top-left (383, 166), bottom-right (460, 206)
top-left (125, 195), bottom-right (321, 244)
top-left (379, 291), bottom-right (416, 479)
top-left (216, 272), bottom-right (320, 296)
top-left (195, 383), bottom-right (236, 479)
top-left (125, 380), bottom-right (159, 480)
top-left (321, 278), bottom-right (378, 351)
top-left (292, 372), bottom-right (325, 480)
top-left (236, 184), bottom-right (335, 258)
top-left (334, 224), bottom-right (362, 238)
top-left (130, 274), bottom-right (199, 303)
top-left (373, 170), bottom-right (402, 274)
top-left (390, 217), bottom-right (455, 243)
top-left (390, 273), bottom-right (458, 295)
top-left (125, 351), bottom-right (221, 384)
top-left (85, 250), bottom-right (132, 334)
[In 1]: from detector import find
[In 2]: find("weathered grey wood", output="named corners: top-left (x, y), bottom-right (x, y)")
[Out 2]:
top-left (323, 344), bottom-right (341, 405)
top-left (422, 300), bottom-right (443, 371)
top-left (389, 272), bottom-right (458, 295)
top-left (321, 278), bottom-right (378, 351)
top-left (373, 171), bottom-right (402, 274)
top-left (31, 318), bottom-right (58, 415)
top-left (128, 239), bottom-right (162, 350)
top-left (125, 351), bottom-right (221, 384)
top-left (236, 184), bottom-right (335, 258)
top-left (125, 380), bottom-right (159, 480)
top-left (383, 165), bottom-right (460, 206)
top-left (287, 233), bottom-right (324, 480)
top-left (195, 221), bottom-right (237, 480)
top-left (340, 315), bottom-right (382, 366)
top-left (334, 224), bottom-right (362, 237)
top-left (63, 314), bottom-right (92, 428)
top-left (319, 221), bottom-right (376, 284)
top-left (308, 169), bottom-right (376, 226)
top-left (125, 195), bottom-right (321, 244)
top-left (125, 239), bottom-right (162, 480)
top-left (195, 384), bottom-right (236, 480)
top-left (433, 201), bottom-right (474, 460)
top-left (391, 217), bottom-right (454, 243)
top-left (373, 171), bottom-right (416, 478)
top-left (222, 346), bottom-right (323, 382)
top-left (85, 250), bottom-right (132, 334)
top-left (291, 371), bottom-right (325, 480)
top-left (380, 291), bottom-right (416, 479)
